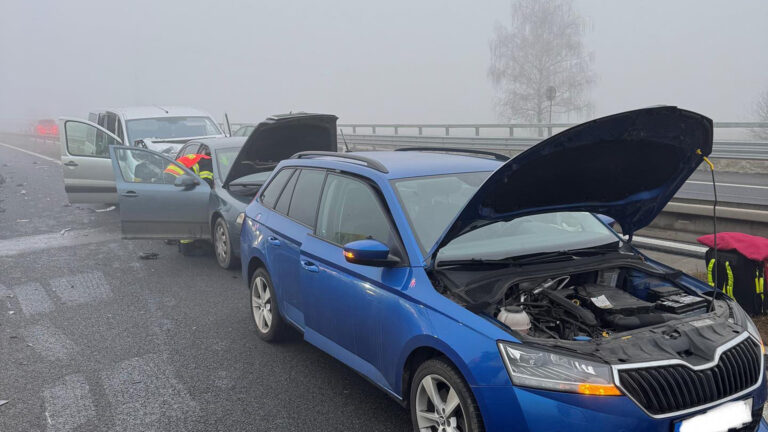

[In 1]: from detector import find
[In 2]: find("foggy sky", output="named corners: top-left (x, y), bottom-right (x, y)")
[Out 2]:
top-left (1, 0), bottom-right (766, 124)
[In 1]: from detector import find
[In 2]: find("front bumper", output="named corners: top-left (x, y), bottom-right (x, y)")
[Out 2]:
top-left (472, 372), bottom-right (767, 432)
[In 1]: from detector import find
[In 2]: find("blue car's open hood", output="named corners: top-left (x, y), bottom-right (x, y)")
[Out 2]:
top-left (427, 106), bottom-right (713, 263)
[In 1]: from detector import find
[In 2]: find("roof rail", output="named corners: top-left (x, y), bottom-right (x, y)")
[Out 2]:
top-left (394, 147), bottom-right (509, 161)
top-left (291, 151), bottom-right (389, 173)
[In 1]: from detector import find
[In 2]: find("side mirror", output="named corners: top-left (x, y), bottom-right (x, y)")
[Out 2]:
top-left (342, 239), bottom-right (400, 267)
top-left (174, 174), bottom-right (199, 189)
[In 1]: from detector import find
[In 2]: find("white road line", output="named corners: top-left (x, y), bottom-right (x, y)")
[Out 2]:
top-left (50, 272), bottom-right (112, 305)
top-left (42, 374), bottom-right (96, 432)
top-left (0, 141), bottom-right (61, 165)
top-left (12, 282), bottom-right (54, 316)
top-left (102, 354), bottom-right (199, 432)
top-left (0, 228), bottom-right (118, 258)
top-left (686, 180), bottom-right (768, 190)
top-left (22, 323), bottom-right (77, 360)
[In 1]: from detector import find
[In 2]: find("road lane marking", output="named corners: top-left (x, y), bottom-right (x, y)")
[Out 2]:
top-left (22, 323), bottom-right (77, 360)
top-left (50, 272), bottom-right (112, 305)
top-left (686, 180), bottom-right (768, 190)
top-left (42, 374), bottom-right (96, 432)
top-left (102, 354), bottom-right (199, 431)
top-left (0, 141), bottom-right (61, 165)
top-left (0, 228), bottom-right (118, 258)
top-left (12, 282), bottom-right (54, 316)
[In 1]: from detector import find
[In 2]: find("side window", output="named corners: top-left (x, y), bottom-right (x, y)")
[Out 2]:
top-left (113, 147), bottom-right (182, 184)
top-left (315, 174), bottom-right (402, 257)
top-left (260, 169), bottom-right (294, 209)
top-left (275, 170), bottom-right (298, 215)
top-left (64, 120), bottom-right (118, 158)
top-left (288, 169), bottom-right (325, 227)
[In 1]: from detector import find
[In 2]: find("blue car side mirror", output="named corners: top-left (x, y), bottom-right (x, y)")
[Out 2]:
top-left (343, 239), bottom-right (400, 267)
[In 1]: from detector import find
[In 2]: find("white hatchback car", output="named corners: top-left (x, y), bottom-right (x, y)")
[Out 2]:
top-left (59, 106), bottom-right (224, 204)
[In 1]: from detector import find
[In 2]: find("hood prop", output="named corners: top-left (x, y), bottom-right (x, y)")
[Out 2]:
top-left (698, 149), bottom-right (719, 312)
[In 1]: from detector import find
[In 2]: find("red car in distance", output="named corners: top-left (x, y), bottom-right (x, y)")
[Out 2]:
top-left (35, 119), bottom-right (59, 137)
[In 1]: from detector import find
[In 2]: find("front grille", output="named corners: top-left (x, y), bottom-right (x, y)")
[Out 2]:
top-left (617, 337), bottom-right (762, 415)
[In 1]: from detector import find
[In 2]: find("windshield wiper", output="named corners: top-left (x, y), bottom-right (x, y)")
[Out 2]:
top-left (437, 242), bottom-right (624, 268)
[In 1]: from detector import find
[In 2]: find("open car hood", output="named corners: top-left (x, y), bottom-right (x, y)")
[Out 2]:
top-left (427, 106), bottom-right (713, 262)
top-left (223, 113), bottom-right (338, 186)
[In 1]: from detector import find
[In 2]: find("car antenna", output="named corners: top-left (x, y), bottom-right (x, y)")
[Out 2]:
top-left (224, 112), bottom-right (232, 136)
top-left (697, 149), bottom-right (719, 312)
top-left (339, 128), bottom-right (351, 152)
top-left (155, 105), bottom-right (169, 114)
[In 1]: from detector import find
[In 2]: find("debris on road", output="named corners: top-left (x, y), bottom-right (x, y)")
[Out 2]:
top-left (95, 205), bottom-right (116, 213)
top-left (0, 400), bottom-right (8, 408)
top-left (15, 219), bottom-right (29, 222)
top-left (59, 228), bottom-right (71, 235)
top-left (139, 252), bottom-right (159, 260)
top-left (19, 190), bottom-right (26, 195)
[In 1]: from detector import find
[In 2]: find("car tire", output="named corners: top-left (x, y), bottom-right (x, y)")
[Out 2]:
top-left (410, 357), bottom-right (484, 432)
top-left (250, 268), bottom-right (286, 342)
top-left (213, 217), bottom-right (235, 269)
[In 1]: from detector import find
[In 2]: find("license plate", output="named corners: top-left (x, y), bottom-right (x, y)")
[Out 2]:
top-left (674, 399), bottom-right (752, 432)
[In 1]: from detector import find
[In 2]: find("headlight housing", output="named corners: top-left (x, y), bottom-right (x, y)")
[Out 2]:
top-left (744, 316), bottom-right (765, 355)
top-left (498, 342), bottom-right (621, 396)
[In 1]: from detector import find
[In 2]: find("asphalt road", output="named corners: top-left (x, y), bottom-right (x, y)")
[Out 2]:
top-left (0, 141), bottom-right (412, 430)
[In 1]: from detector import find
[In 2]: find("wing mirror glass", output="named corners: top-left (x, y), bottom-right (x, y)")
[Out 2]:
top-left (174, 174), bottom-right (199, 188)
top-left (342, 239), bottom-right (400, 267)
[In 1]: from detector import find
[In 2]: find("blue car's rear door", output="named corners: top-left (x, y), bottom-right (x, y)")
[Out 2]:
top-left (108, 145), bottom-right (210, 239)
top-left (300, 173), bottom-right (410, 390)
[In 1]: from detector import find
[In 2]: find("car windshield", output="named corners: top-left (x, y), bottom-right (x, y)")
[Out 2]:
top-left (126, 116), bottom-right (221, 144)
top-left (215, 147), bottom-right (242, 178)
top-left (392, 172), bottom-right (618, 260)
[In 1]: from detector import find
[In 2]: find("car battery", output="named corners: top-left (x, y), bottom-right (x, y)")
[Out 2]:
top-left (655, 294), bottom-right (708, 314)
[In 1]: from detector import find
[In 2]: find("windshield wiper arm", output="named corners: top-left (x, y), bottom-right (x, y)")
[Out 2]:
top-left (437, 243), bottom-right (624, 268)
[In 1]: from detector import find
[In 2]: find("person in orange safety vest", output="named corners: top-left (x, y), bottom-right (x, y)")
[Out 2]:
top-left (164, 153), bottom-right (213, 185)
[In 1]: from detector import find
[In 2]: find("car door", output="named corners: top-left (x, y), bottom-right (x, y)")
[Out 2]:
top-left (107, 145), bottom-right (211, 240)
top-left (59, 117), bottom-right (123, 204)
top-left (300, 173), bottom-right (410, 388)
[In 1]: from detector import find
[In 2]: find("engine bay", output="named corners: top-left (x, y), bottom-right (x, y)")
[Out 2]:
top-left (432, 260), bottom-right (718, 343)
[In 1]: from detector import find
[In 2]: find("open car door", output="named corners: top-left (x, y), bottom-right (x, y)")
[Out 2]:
top-left (59, 117), bottom-right (123, 204)
top-left (107, 145), bottom-right (211, 240)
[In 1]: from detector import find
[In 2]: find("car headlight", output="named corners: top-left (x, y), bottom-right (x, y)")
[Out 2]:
top-left (498, 342), bottom-right (621, 396)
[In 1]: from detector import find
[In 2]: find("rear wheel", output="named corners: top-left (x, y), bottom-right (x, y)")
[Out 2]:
top-left (410, 358), bottom-right (484, 432)
top-left (214, 217), bottom-right (235, 269)
top-left (250, 268), bottom-right (286, 342)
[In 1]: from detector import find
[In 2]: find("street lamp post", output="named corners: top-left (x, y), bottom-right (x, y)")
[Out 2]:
top-left (545, 86), bottom-right (557, 137)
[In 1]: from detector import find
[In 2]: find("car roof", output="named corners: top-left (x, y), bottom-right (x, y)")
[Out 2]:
top-left (286, 150), bottom-right (502, 179)
top-left (102, 106), bottom-right (216, 120)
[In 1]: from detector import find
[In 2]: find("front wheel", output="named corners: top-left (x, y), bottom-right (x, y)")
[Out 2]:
top-left (250, 269), bottom-right (286, 342)
top-left (214, 217), bottom-right (235, 269)
top-left (410, 358), bottom-right (484, 432)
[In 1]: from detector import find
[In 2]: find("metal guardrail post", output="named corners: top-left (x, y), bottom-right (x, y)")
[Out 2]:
top-left (509, 127), bottom-right (514, 137)
top-left (418, 127), bottom-right (423, 135)
top-left (372, 126), bottom-right (376, 134)
top-left (445, 127), bottom-right (450, 136)
top-left (352, 126), bottom-right (356, 134)
top-left (475, 127), bottom-right (480, 136)
top-left (394, 126), bottom-right (399, 135)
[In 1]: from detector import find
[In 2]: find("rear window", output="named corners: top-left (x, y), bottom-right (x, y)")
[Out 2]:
top-left (260, 169), bottom-right (294, 209)
top-left (287, 169), bottom-right (326, 227)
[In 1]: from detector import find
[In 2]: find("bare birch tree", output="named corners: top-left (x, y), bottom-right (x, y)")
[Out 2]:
top-left (488, 0), bottom-right (595, 124)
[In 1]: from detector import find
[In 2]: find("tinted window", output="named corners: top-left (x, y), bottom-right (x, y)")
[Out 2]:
top-left (288, 169), bottom-right (325, 227)
top-left (260, 169), bottom-right (294, 209)
top-left (275, 170), bottom-right (299, 214)
top-left (315, 174), bottom-right (401, 257)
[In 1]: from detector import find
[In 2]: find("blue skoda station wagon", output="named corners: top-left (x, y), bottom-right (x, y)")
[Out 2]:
top-left (240, 107), bottom-right (767, 432)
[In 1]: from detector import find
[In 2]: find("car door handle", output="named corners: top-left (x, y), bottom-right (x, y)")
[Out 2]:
top-left (63, 161), bottom-right (78, 167)
top-left (121, 191), bottom-right (139, 198)
top-left (301, 260), bottom-right (319, 273)
top-left (267, 236), bottom-right (281, 246)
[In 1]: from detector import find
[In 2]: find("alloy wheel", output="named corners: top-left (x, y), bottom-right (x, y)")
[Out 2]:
top-left (251, 276), bottom-right (273, 333)
top-left (215, 222), bottom-right (228, 263)
top-left (415, 374), bottom-right (466, 432)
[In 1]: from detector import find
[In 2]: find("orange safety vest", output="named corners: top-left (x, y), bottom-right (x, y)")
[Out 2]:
top-left (164, 154), bottom-right (211, 177)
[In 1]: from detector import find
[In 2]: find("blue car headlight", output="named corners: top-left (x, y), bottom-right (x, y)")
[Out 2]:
top-left (498, 342), bottom-right (621, 396)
